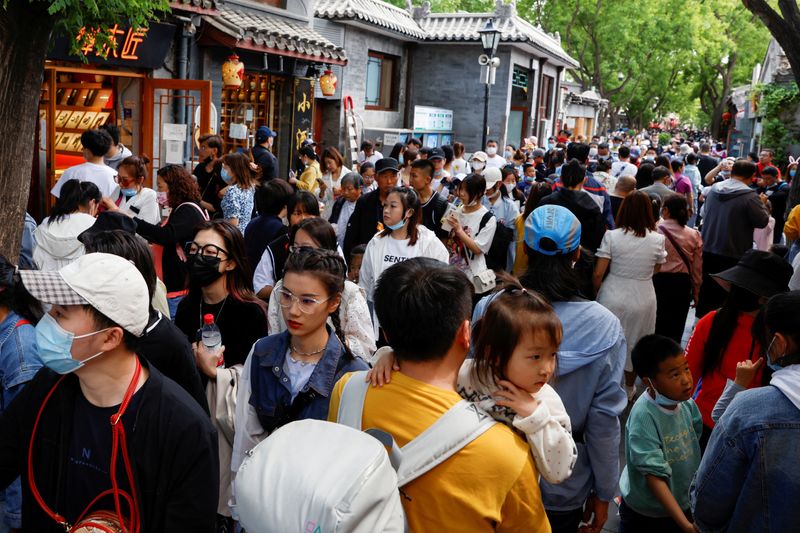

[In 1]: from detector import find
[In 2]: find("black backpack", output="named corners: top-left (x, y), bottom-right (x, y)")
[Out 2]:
top-left (478, 211), bottom-right (513, 271)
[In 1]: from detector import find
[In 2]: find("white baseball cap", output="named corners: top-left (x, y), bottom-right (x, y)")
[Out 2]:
top-left (21, 253), bottom-right (149, 336)
top-left (483, 167), bottom-right (503, 190)
top-left (470, 151), bottom-right (488, 163)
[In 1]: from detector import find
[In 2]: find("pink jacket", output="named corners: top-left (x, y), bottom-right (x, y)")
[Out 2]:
top-left (657, 219), bottom-right (703, 291)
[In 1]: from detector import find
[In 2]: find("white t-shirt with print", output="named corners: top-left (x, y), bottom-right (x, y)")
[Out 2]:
top-left (381, 235), bottom-right (420, 273)
top-left (452, 205), bottom-right (496, 278)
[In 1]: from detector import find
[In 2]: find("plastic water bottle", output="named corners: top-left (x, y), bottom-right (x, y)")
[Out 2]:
top-left (201, 313), bottom-right (222, 358)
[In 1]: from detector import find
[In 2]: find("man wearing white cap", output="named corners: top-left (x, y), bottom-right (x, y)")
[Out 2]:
top-left (0, 253), bottom-right (218, 532)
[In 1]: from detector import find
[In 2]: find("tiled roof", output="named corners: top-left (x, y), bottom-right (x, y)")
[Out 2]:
top-left (419, 13), bottom-right (578, 68)
top-left (315, 0), bottom-right (427, 39)
top-left (170, 0), bottom-right (219, 12)
top-left (205, 7), bottom-right (347, 63)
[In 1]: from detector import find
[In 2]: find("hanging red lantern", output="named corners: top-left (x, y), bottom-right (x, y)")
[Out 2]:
top-left (722, 111), bottom-right (732, 125)
top-left (319, 68), bottom-right (338, 97)
top-left (222, 54), bottom-right (245, 89)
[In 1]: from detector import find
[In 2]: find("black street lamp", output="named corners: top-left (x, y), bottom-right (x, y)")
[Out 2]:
top-left (478, 19), bottom-right (502, 149)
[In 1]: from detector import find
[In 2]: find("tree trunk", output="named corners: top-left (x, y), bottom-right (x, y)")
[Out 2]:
top-left (742, 0), bottom-right (800, 88)
top-left (0, 0), bottom-right (55, 262)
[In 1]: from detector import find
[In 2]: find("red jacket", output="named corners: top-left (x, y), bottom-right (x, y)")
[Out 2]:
top-left (686, 311), bottom-right (763, 428)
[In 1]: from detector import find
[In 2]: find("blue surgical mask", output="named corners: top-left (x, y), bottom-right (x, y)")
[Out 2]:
top-left (386, 214), bottom-right (408, 231)
top-left (35, 313), bottom-right (109, 375)
top-left (647, 379), bottom-right (680, 408)
top-left (524, 175), bottom-right (535, 184)
top-left (221, 167), bottom-right (233, 184)
top-left (398, 155), bottom-right (404, 165)
top-left (120, 188), bottom-right (138, 199)
top-left (767, 336), bottom-right (785, 372)
top-left (791, 169), bottom-right (797, 178)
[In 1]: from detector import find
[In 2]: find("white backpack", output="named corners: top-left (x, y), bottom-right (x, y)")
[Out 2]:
top-left (235, 371), bottom-right (497, 532)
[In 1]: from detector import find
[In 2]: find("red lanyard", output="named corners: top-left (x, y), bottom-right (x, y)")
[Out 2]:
top-left (28, 358), bottom-right (143, 532)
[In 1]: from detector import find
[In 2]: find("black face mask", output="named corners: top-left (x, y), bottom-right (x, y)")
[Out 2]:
top-left (188, 254), bottom-right (224, 287)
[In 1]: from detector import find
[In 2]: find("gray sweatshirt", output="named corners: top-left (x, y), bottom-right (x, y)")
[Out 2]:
top-left (701, 179), bottom-right (769, 258)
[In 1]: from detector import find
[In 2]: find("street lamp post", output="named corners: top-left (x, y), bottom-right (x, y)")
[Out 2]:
top-left (478, 19), bottom-right (501, 149)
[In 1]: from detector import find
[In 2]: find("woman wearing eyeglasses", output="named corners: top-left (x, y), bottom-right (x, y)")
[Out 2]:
top-left (231, 247), bottom-right (368, 505)
top-left (134, 164), bottom-right (208, 317)
top-left (266, 217), bottom-right (376, 361)
top-left (174, 220), bottom-right (269, 370)
top-left (173, 219), bottom-right (268, 528)
top-left (100, 155), bottom-right (160, 225)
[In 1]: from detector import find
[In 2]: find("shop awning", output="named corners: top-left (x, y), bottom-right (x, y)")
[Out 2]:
top-left (202, 7), bottom-right (347, 65)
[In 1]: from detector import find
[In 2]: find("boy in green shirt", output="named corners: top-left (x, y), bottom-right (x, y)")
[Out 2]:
top-left (619, 334), bottom-right (702, 533)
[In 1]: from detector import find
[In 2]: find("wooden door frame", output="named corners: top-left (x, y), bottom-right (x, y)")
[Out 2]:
top-left (142, 78), bottom-right (212, 175)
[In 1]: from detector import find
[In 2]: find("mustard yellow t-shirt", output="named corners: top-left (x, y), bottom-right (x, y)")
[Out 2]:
top-left (328, 371), bottom-right (551, 533)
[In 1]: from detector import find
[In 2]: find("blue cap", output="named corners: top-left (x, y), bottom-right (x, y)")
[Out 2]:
top-left (524, 205), bottom-right (581, 255)
top-left (255, 126), bottom-right (277, 143)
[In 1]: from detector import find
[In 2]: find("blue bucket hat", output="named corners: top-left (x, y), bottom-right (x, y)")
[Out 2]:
top-left (524, 204), bottom-right (581, 255)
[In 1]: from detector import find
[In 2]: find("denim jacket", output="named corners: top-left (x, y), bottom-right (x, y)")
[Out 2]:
top-left (248, 328), bottom-right (368, 433)
top-left (0, 311), bottom-right (42, 530)
top-left (690, 385), bottom-right (800, 532)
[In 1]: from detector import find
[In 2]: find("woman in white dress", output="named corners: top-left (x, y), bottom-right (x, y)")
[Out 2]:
top-left (319, 147), bottom-right (346, 220)
top-left (593, 190), bottom-right (667, 398)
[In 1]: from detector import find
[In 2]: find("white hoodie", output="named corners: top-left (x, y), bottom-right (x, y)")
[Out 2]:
top-left (33, 213), bottom-right (96, 271)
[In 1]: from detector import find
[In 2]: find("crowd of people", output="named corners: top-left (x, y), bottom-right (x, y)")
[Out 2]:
top-left (1, 124), bottom-right (799, 533)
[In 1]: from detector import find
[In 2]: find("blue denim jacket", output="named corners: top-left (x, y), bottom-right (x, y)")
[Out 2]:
top-left (248, 328), bottom-right (368, 433)
top-left (691, 386), bottom-right (800, 532)
top-left (0, 311), bottom-right (42, 530)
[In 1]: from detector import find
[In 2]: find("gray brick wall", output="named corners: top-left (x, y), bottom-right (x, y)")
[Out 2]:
top-left (408, 44), bottom-right (512, 152)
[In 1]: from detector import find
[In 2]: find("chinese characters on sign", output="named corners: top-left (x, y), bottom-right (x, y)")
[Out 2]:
top-left (291, 78), bottom-right (315, 151)
top-left (48, 22), bottom-right (174, 70)
top-left (76, 25), bottom-right (148, 61)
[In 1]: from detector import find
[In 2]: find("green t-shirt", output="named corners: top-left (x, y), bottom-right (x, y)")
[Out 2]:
top-left (619, 393), bottom-right (702, 517)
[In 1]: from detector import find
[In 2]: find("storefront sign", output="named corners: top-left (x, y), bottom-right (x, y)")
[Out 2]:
top-left (413, 106), bottom-right (453, 132)
top-left (48, 23), bottom-right (175, 69)
top-left (291, 78), bottom-right (315, 151)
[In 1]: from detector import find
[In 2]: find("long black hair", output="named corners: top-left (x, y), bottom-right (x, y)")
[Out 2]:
top-left (49, 180), bottom-right (101, 224)
top-left (283, 247), bottom-right (353, 361)
top-left (519, 248), bottom-right (583, 302)
top-left (0, 256), bottom-right (43, 324)
top-left (701, 285), bottom-right (762, 377)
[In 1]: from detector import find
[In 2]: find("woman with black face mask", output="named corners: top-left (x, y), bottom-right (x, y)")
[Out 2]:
top-left (685, 250), bottom-right (792, 451)
top-left (175, 219), bottom-right (269, 369)
top-left (173, 219), bottom-right (268, 528)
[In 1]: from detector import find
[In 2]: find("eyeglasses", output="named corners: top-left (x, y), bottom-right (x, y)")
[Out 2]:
top-left (277, 288), bottom-right (332, 314)
top-left (113, 174), bottom-right (136, 186)
top-left (184, 242), bottom-right (229, 258)
top-left (288, 244), bottom-right (315, 254)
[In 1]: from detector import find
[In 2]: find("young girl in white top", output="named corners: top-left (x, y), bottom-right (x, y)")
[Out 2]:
top-left (359, 187), bottom-right (449, 339)
top-left (369, 281), bottom-right (577, 483)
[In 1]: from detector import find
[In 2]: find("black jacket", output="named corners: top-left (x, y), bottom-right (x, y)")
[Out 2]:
top-left (135, 203), bottom-right (206, 293)
top-left (343, 189), bottom-right (383, 259)
top-left (0, 359), bottom-right (218, 532)
top-left (252, 145), bottom-right (278, 181)
top-left (138, 310), bottom-right (208, 414)
top-left (244, 214), bottom-right (287, 271)
top-left (421, 192), bottom-right (450, 240)
top-left (539, 188), bottom-right (606, 252)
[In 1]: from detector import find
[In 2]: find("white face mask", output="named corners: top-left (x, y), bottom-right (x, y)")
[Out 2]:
top-left (504, 182), bottom-right (515, 194)
top-left (471, 161), bottom-right (485, 171)
top-left (486, 147), bottom-right (498, 156)
top-left (589, 148), bottom-right (598, 158)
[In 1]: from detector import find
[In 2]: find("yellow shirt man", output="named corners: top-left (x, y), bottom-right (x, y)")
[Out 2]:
top-left (329, 371), bottom-right (551, 533)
